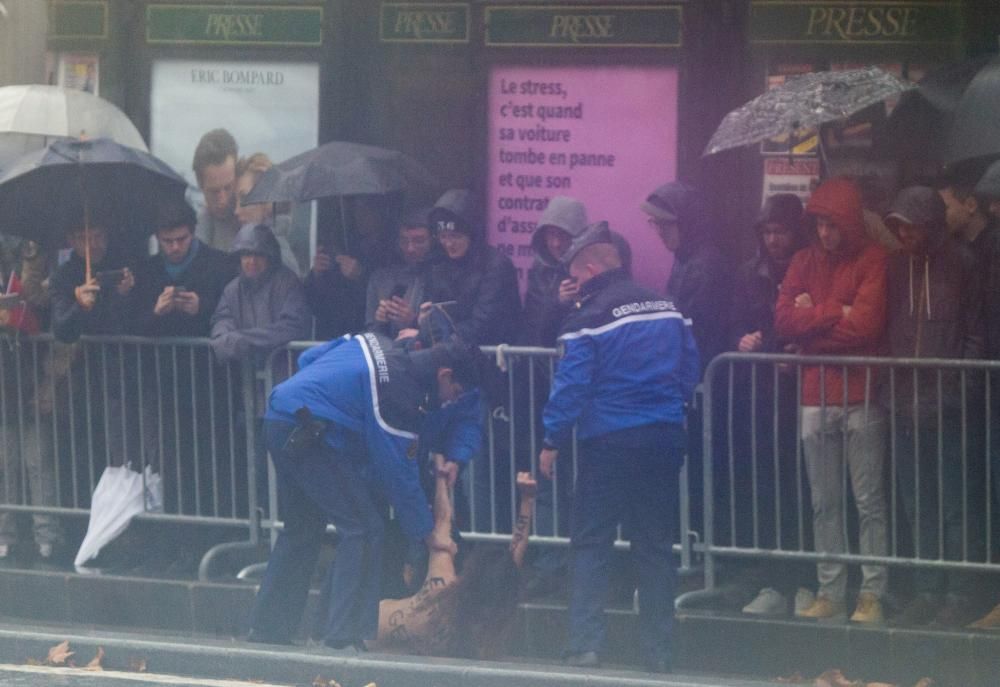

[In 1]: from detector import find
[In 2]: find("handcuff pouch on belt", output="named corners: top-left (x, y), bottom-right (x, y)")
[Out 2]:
top-left (284, 406), bottom-right (329, 459)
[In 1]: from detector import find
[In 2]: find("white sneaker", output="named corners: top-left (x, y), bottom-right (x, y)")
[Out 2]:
top-left (742, 587), bottom-right (788, 616)
top-left (794, 588), bottom-right (816, 616)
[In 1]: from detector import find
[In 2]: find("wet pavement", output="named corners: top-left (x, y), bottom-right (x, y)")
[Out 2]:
top-left (0, 664), bottom-right (292, 687)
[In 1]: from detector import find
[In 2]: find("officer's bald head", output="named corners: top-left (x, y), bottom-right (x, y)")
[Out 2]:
top-left (569, 243), bottom-right (621, 286)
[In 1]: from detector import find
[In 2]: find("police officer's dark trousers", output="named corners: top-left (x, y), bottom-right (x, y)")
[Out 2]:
top-left (568, 422), bottom-right (685, 667)
top-left (250, 420), bottom-right (384, 646)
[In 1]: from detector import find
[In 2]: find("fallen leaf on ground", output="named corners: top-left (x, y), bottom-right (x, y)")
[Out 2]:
top-left (46, 640), bottom-right (74, 665)
top-left (84, 647), bottom-right (104, 671)
top-left (815, 669), bottom-right (863, 687)
top-left (310, 677), bottom-right (341, 687)
top-left (128, 657), bottom-right (148, 673)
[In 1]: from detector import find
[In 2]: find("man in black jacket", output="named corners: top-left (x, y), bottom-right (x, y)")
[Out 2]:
top-left (423, 189), bottom-right (521, 532)
top-left (49, 218), bottom-right (137, 511)
top-left (132, 200), bottom-right (237, 522)
top-left (133, 200), bottom-right (237, 338)
top-left (424, 189), bottom-right (521, 348)
top-left (886, 187), bottom-right (986, 628)
top-left (730, 194), bottom-right (814, 617)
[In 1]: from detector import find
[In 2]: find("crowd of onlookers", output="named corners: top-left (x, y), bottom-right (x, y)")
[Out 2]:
top-left (3, 124), bottom-right (1000, 637)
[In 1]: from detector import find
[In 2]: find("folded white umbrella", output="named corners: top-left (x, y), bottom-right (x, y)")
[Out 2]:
top-left (0, 84), bottom-right (147, 171)
top-left (74, 464), bottom-right (162, 570)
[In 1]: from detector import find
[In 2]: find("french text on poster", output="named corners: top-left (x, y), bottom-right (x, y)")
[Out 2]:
top-left (488, 66), bottom-right (678, 293)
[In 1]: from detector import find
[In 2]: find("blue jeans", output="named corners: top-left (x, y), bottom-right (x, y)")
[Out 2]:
top-left (568, 423), bottom-right (685, 666)
top-left (249, 420), bottom-right (384, 646)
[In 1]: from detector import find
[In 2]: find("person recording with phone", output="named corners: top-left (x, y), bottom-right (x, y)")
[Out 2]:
top-left (365, 208), bottom-right (435, 339)
top-left (133, 199), bottom-right (236, 338)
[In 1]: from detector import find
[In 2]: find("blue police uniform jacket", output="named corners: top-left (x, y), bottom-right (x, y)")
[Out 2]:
top-left (265, 332), bottom-right (472, 541)
top-left (543, 268), bottom-right (700, 447)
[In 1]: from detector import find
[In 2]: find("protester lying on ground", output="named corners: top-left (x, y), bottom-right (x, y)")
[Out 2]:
top-left (373, 456), bottom-right (536, 659)
top-left (247, 333), bottom-right (479, 651)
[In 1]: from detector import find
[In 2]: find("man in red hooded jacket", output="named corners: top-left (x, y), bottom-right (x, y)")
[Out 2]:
top-left (775, 177), bottom-right (889, 624)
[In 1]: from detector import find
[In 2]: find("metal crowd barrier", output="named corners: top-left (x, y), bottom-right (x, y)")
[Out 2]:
top-left (263, 342), bottom-right (695, 572)
top-left (0, 334), bottom-right (695, 578)
top-left (680, 351), bottom-right (1000, 605)
top-left (0, 334), bottom-right (261, 572)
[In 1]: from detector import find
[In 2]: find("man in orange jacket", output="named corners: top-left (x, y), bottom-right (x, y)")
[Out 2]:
top-left (775, 177), bottom-right (889, 624)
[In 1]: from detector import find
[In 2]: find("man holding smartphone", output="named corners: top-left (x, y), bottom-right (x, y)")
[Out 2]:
top-left (133, 199), bottom-right (236, 338)
top-left (365, 208), bottom-right (434, 339)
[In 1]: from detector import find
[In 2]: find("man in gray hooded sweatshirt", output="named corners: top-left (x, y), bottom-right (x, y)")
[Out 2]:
top-left (522, 196), bottom-right (631, 348)
top-left (883, 186), bottom-right (985, 628)
top-left (210, 224), bottom-right (312, 373)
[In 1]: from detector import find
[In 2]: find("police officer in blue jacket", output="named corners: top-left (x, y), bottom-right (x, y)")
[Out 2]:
top-left (248, 332), bottom-right (478, 650)
top-left (538, 222), bottom-right (700, 673)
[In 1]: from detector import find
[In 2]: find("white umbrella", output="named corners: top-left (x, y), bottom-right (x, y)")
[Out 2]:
top-left (74, 464), bottom-right (162, 570)
top-left (0, 84), bottom-right (147, 171)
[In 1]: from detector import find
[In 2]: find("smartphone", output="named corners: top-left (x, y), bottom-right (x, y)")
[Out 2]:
top-left (173, 285), bottom-right (188, 296)
top-left (95, 269), bottom-right (125, 287)
top-left (390, 284), bottom-right (407, 300)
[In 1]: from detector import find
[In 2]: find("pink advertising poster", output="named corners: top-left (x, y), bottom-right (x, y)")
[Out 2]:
top-left (488, 66), bottom-right (679, 294)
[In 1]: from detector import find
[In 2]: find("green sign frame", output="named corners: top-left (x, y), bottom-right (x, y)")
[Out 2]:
top-left (146, 4), bottom-right (324, 47)
top-left (380, 3), bottom-right (470, 43)
top-left (484, 5), bottom-right (683, 48)
top-left (49, 1), bottom-right (109, 40)
top-left (749, 1), bottom-right (963, 45)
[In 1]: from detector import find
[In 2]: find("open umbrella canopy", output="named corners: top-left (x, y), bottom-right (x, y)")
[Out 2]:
top-left (704, 66), bottom-right (914, 156)
top-left (0, 137), bottom-right (186, 246)
top-left (243, 140), bottom-right (434, 204)
top-left (943, 56), bottom-right (1000, 167)
top-left (0, 84), bottom-right (147, 172)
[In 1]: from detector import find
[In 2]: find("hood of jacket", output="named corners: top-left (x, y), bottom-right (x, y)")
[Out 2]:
top-left (805, 177), bottom-right (867, 257)
top-left (641, 181), bottom-right (716, 262)
top-left (233, 223), bottom-right (281, 286)
top-left (530, 196), bottom-right (589, 266)
top-left (428, 189), bottom-right (481, 242)
top-left (884, 186), bottom-right (949, 252)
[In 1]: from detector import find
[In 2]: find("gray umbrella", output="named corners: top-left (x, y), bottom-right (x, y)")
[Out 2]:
top-left (942, 57), bottom-right (1000, 167)
top-left (704, 67), bottom-right (914, 156)
top-left (242, 140), bottom-right (433, 204)
top-left (975, 158), bottom-right (1000, 200)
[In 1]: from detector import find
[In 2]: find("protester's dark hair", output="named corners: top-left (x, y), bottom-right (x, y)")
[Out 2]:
top-left (192, 128), bottom-right (238, 184)
top-left (422, 545), bottom-right (522, 659)
top-left (151, 197), bottom-right (196, 233)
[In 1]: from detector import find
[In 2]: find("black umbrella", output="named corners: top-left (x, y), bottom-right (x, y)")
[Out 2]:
top-left (975, 158), bottom-right (1000, 199)
top-left (704, 67), bottom-right (914, 156)
top-left (242, 141), bottom-right (433, 204)
top-left (0, 137), bottom-right (187, 248)
top-left (242, 140), bottom-right (434, 253)
top-left (943, 56), bottom-right (1000, 167)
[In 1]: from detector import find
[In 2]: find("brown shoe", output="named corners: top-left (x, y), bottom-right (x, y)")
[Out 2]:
top-left (968, 602), bottom-right (1000, 630)
top-left (796, 594), bottom-right (846, 620)
top-left (850, 592), bottom-right (884, 624)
